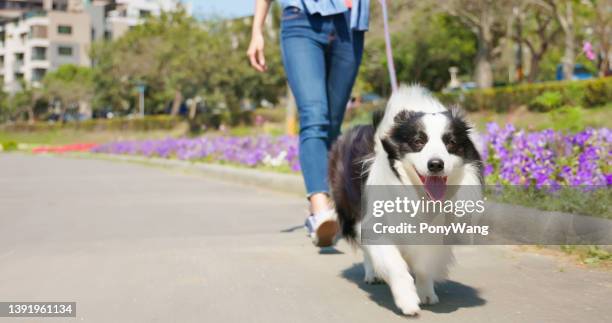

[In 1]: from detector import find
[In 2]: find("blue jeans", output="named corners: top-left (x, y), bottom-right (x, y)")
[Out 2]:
top-left (281, 7), bottom-right (364, 197)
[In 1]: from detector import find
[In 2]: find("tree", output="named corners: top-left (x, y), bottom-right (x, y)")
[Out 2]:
top-left (539, 0), bottom-right (577, 80)
top-left (9, 80), bottom-right (40, 124)
top-left (42, 64), bottom-right (94, 120)
top-left (589, 0), bottom-right (611, 76)
top-left (515, 1), bottom-right (561, 82)
top-left (0, 83), bottom-right (9, 123)
top-left (361, 9), bottom-right (477, 93)
top-left (445, 0), bottom-right (510, 88)
top-left (89, 9), bottom-right (285, 122)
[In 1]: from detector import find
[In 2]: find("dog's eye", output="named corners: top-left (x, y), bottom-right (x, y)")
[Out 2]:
top-left (413, 138), bottom-right (425, 147)
top-left (448, 138), bottom-right (457, 146)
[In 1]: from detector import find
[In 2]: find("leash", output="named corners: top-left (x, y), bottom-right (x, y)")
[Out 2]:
top-left (378, 0), bottom-right (398, 93)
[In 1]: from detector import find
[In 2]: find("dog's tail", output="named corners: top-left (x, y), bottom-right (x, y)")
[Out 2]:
top-left (329, 123), bottom-right (376, 243)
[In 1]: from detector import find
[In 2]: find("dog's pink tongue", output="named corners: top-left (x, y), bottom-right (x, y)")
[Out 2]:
top-left (423, 176), bottom-right (447, 200)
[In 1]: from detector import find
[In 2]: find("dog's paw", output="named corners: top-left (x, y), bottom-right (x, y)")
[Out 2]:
top-left (417, 290), bottom-right (439, 305)
top-left (364, 275), bottom-right (384, 284)
top-left (394, 291), bottom-right (421, 316)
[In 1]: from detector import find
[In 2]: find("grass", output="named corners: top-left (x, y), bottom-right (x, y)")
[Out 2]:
top-left (468, 104), bottom-right (612, 131)
top-left (521, 245), bottom-right (612, 270)
top-left (0, 123), bottom-right (189, 146)
top-left (344, 103), bottom-right (612, 131)
top-left (486, 186), bottom-right (612, 219)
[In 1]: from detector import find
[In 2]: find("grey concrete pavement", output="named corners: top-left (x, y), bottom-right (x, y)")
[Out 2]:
top-left (1, 153), bottom-right (611, 323)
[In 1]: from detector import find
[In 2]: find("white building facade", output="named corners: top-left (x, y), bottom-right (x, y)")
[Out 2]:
top-left (0, 0), bottom-right (188, 93)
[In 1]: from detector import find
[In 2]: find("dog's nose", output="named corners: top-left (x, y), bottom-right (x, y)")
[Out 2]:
top-left (427, 158), bottom-right (444, 173)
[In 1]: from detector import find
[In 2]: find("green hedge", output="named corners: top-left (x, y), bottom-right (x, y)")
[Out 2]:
top-left (1, 115), bottom-right (183, 132)
top-left (437, 77), bottom-right (612, 112)
top-left (252, 108), bottom-right (287, 124)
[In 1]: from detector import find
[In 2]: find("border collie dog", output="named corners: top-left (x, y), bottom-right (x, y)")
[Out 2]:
top-left (329, 85), bottom-right (483, 315)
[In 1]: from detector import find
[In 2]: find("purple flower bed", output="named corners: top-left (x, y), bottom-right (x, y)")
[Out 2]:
top-left (92, 125), bottom-right (611, 187)
top-left (483, 124), bottom-right (611, 187)
top-left (91, 135), bottom-right (301, 172)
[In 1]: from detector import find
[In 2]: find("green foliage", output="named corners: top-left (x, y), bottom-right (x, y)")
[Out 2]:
top-left (438, 77), bottom-right (612, 112)
top-left (487, 185), bottom-right (612, 219)
top-left (89, 10), bottom-right (285, 123)
top-left (549, 106), bottom-right (585, 132)
top-left (1, 140), bottom-right (18, 151)
top-left (360, 7), bottom-right (477, 95)
top-left (43, 64), bottom-right (94, 108)
top-left (529, 91), bottom-right (563, 111)
top-left (2, 115), bottom-right (182, 132)
top-left (560, 245), bottom-right (612, 266)
top-left (583, 77), bottom-right (612, 107)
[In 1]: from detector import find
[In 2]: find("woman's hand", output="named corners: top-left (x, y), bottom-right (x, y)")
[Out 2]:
top-left (247, 31), bottom-right (267, 72)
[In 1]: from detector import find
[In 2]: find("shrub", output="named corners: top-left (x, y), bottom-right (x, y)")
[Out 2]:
top-left (529, 91), bottom-right (563, 112)
top-left (438, 77), bottom-right (612, 112)
top-left (1, 115), bottom-right (183, 132)
top-left (1, 141), bottom-right (18, 151)
top-left (583, 78), bottom-right (612, 107)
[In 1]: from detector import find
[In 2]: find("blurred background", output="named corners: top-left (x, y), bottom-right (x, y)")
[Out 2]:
top-left (0, 0), bottom-right (609, 137)
top-left (0, 0), bottom-right (609, 204)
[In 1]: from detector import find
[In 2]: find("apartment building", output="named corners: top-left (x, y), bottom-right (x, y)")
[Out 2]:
top-left (0, 0), bottom-right (90, 92)
top-left (0, 1), bottom-right (44, 22)
top-left (106, 0), bottom-right (185, 40)
top-left (0, 0), bottom-right (186, 93)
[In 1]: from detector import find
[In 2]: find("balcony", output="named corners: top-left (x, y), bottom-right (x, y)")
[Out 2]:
top-left (23, 11), bottom-right (47, 20)
top-left (29, 25), bottom-right (48, 39)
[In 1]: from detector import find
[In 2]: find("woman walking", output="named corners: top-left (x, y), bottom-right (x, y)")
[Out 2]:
top-left (248, 0), bottom-right (369, 247)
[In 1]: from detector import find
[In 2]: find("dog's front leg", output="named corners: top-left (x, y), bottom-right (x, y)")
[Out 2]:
top-left (362, 247), bottom-right (383, 284)
top-left (414, 272), bottom-right (438, 305)
top-left (365, 245), bottom-right (421, 316)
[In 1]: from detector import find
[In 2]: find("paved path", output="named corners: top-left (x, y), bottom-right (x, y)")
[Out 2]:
top-left (1, 154), bottom-right (611, 322)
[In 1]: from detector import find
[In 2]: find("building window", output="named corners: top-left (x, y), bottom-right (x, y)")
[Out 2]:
top-left (53, 0), bottom-right (68, 11)
top-left (58, 46), bottom-right (72, 56)
top-left (139, 10), bottom-right (151, 18)
top-left (58, 25), bottom-right (72, 35)
top-left (32, 47), bottom-right (47, 60)
top-left (32, 68), bottom-right (47, 82)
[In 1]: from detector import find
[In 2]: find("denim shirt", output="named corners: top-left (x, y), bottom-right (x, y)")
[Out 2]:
top-left (278, 0), bottom-right (370, 31)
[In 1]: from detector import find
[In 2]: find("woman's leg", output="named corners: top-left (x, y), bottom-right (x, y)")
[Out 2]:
top-left (326, 13), bottom-right (365, 143)
top-left (281, 15), bottom-right (332, 209)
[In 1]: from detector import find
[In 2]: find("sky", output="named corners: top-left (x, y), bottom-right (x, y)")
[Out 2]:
top-left (183, 0), bottom-right (255, 19)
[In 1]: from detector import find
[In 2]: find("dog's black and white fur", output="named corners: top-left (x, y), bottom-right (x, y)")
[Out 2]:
top-left (329, 85), bottom-right (483, 315)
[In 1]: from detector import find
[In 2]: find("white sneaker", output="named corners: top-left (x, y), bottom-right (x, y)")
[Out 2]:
top-left (304, 209), bottom-right (339, 247)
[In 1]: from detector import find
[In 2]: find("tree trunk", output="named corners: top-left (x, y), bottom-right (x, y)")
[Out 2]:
top-left (560, 4), bottom-right (575, 80)
top-left (188, 99), bottom-right (197, 120)
top-left (528, 54), bottom-right (541, 83)
top-left (562, 29), bottom-right (575, 80)
top-left (26, 106), bottom-right (35, 124)
top-left (170, 90), bottom-right (183, 116)
top-left (474, 4), bottom-right (494, 89)
top-left (475, 30), bottom-right (494, 88)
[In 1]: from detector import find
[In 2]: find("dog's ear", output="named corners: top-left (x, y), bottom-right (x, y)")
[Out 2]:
top-left (448, 106), bottom-right (481, 163)
top-left (372, 109), bottom-right (385, 129)
top-left (381, 137), bottom-right (399, 160)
